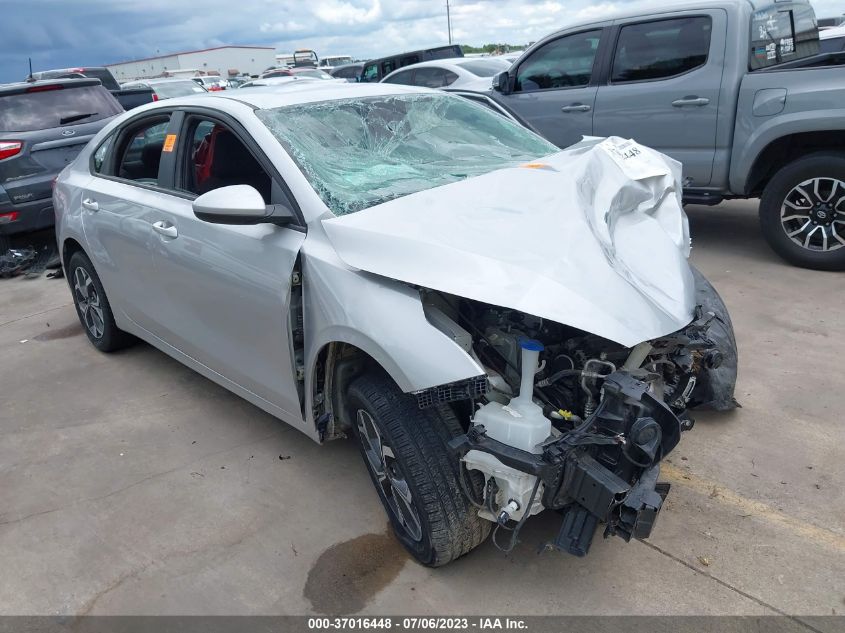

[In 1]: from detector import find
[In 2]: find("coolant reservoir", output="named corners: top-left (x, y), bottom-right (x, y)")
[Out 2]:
top-left (472, 339), bottom-right (551, 454)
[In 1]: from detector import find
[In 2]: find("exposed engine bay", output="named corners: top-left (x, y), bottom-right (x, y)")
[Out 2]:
top-left (419, 290), bottom-right (728, 557)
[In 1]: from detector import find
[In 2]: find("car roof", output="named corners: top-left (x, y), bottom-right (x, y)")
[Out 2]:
top-left (535, 0), bottom-right (774, 37)
top-left (0, 78), bottom-right (102, 95)
top-left (136, 81), bottom-right (436, 112)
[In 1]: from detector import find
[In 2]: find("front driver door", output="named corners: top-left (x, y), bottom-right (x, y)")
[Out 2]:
top-left (496, 28), bottom-right (607, 148)
top-left (144, 112), bottom-right (306, 421)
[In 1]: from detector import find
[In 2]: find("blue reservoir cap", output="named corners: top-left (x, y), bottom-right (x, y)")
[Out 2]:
top-left (519, 338), bottom-right (544, 352)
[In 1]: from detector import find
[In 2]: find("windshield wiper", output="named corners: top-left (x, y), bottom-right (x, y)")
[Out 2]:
top-left (59, 112), bottom-right (98, 125)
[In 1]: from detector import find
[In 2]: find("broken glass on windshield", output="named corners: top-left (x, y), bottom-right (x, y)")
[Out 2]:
top-left (256, 93), bottom-right (557, 215)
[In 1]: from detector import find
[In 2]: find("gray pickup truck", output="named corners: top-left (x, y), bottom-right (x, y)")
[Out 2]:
top-left (479, 0), bottom-right (845, 270)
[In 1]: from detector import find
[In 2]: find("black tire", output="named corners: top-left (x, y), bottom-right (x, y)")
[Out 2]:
top-left (759, 153), bottom-right (845, 271)
top-left (68, 251), bottom-right (135, 352)
top-left (347, 372), bottom-right (490, 567)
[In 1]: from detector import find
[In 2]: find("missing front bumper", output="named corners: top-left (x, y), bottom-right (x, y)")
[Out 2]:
top-left (449, 370), bottom-right (685, 557)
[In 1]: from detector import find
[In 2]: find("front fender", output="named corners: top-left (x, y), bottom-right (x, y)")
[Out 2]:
top-left (302, 238), bottom-right (484, 400)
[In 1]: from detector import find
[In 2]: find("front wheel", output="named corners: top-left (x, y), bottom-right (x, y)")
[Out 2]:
top-left (759, 153), bottom-right (845, 271)
top-left (347, 372), bottom-right (490, 567)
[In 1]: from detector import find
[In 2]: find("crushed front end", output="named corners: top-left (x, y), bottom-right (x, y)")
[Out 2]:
top-left (422, 293), bottom-right (725, 557)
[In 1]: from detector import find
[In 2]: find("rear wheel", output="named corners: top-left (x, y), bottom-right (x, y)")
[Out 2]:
top-left (759, 153), bottom-right (845, 271)
top-left (347, 372), bottom-right (490, 567)
top-left (68, 251), bottom-right (135, 352)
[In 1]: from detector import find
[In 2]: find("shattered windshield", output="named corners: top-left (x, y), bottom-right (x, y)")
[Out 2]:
top-left (256, 93), bottom-right (557, 215)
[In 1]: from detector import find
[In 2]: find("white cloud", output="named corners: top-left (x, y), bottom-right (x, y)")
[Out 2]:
top-left (1, 0), bottom-right (841, 83)
top-left (260, 20), bottom-right (307, 34)
top-left (313, 0), bottom-right (382, 25)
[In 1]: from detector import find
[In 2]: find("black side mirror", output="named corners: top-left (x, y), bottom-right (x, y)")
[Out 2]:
top-left (492, 71), bottom-right (511, 94)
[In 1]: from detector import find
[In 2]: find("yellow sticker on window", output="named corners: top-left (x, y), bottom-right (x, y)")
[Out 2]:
top-left (163, 134), bottom-right (177, 153)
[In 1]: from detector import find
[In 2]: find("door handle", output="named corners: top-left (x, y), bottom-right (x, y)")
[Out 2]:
top-left (561, 103), bottom-right (591, 113)
top-left (672, 97), bottom-right (710, 107)
top-left (81, 198), bottom-right (98, 212)
top-left (152, 221), bottom-right (178, 238)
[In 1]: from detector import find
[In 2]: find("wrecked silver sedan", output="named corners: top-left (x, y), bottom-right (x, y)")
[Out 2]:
top-left (54, 82), bottom-right (737, 566)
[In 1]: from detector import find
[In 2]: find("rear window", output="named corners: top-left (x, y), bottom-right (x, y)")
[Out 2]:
top-left (0, 85), bottom-right (123, 132)
top-left (750, 3), bottom-right (820, 69)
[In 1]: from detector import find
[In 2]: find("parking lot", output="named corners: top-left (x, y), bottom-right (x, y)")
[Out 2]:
top-left (0, 198), bottom-right (842, 617)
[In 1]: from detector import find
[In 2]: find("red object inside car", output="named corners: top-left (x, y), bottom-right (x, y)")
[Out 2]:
top-left (193, 124), bottom-right (226, 187)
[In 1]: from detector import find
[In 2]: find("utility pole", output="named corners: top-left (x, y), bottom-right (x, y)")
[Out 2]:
top-left (446, 0), bottom-right (453, 45)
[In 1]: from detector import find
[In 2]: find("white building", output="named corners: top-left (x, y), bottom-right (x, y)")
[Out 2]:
top-left (106, 46), bottom-right (276, 82)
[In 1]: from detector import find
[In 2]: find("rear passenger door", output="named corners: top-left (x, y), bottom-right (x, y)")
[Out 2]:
top-left (592, 10), bottom-right (727, 187)
top-left (80, 112), bottom-right (177, 332)
top-left (496, 28), bottom-right (607, 148)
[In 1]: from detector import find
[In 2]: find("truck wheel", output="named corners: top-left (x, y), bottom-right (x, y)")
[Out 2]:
top-left (68, 251), bottom-right (135, 352)
top-left (760, 153), bottom-right (845, 271)
top-left (347, 372), bottom-right (490, 567)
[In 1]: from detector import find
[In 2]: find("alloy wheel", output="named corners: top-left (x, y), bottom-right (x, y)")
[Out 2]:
top-left (73, 266), bottom-right (105, 339)
top-left (356, 408), bottom-right (423, 542)
top-left (780, 177), bottom-right (845, 252)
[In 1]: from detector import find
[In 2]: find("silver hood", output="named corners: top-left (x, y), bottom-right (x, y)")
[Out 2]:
top-left (322, 137), bottom-right (695, 347)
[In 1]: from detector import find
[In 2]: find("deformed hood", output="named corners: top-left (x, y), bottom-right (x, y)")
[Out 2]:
top-left (322, 137), bottom-right (695, 347)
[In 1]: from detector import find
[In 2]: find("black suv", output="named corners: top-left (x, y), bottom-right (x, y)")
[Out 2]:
top-left (360, 45), bottom-right (464, 82)
top-left (0, 78), bottom-right (122, 235)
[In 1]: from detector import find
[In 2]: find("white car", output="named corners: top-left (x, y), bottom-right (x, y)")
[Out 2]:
top-left (238, 76), bottom-right (320, 89)
top-left (53, 81), bottom-right (736, 567)
top-left (381, 57), bottom-right (511, 89)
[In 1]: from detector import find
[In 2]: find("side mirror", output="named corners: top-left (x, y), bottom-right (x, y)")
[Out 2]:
top-left (492, 70), bottom-right (511, 94)
top-left (192, 185), bottom-right (294, 226)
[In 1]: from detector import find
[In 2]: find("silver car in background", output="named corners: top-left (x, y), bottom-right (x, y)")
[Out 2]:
top-left (54, 82), bottom-right (736, 567)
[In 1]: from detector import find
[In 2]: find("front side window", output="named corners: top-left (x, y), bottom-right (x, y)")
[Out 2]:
top-left (515, 30), bottom-right (602, 91)
top-left (181, 118), bottom-right (272, 203)
top-left (114, 118), bottom-right (170, 185)
top-left (612, 17), bottom-right (711, 83)
top-left (256, 93), bottom-right (557, 216)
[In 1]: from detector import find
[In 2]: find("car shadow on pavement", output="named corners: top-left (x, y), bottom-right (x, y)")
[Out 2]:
top-left (685, 201), bottom-right (784, 266)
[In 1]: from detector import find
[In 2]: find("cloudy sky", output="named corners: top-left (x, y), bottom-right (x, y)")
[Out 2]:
top-left (0, 0), bottom-right (841, 83)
